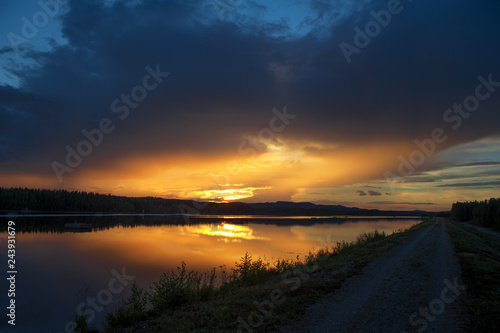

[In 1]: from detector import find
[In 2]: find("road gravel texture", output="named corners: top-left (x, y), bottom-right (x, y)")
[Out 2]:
top-left (278, 219), bottom-right (469, 332)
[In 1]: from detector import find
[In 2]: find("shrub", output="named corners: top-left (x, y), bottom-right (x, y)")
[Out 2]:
top-left (106, 282), bottom-right (147, 327)
top-left (233, 252), bottom-right (270, 286)
top-left (74, 313), bottom-right (88, 333)
top-left (147, 261), bottom-right (203, 310)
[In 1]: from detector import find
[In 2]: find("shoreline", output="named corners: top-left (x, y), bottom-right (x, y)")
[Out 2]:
top-left (101, 218), bottom-right (431, 332)
top-left (0, 213), bottom-right (423, 218)
top-left (99, 218), bottom-right (499, 332)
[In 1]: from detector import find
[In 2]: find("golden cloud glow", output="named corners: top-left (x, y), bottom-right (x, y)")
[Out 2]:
top-left (4, 134), bottom-right (497, 211)
top-left (9, 138), bottom-right (415, 204)
top-left (190, 187), bottom-right (269, 202)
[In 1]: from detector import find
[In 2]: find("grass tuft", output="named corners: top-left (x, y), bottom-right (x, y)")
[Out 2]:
top-left (445, 219), bottom-right (500, 332)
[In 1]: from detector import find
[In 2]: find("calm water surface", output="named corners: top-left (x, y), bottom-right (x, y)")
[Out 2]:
top-left (0, 215), bottom-right (420, 332)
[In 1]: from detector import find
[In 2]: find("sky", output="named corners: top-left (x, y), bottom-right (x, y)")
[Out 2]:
top-left (0, 0), bottom-right (499, 212)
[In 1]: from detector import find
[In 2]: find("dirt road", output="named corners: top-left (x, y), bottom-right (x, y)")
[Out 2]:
top-left (279, 219), bottom-right (469, 332)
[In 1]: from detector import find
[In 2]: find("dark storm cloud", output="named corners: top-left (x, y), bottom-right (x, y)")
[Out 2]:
top-left (282, 0), bottom-right (500, 145)
top-left (403, 165), bottom-right (500, 185)
top-left (370, 201), bottom-right (435, 206)
top-left (0, 84), bottom-right (68, 166)
top-left (454, 162), bottom-right (500, 168)
top-left (404, 176), bottom-right (439, 184)
top-left (0, 46), bottom-right (13, 55)
top-left (2, 0), bottom-right (283, 172)
top-left (433, 180), bottom-right (500, 188)
top-left (358, 189), bottom-right (382, 196)
top-left (1, 0), bottom-right (500, 177)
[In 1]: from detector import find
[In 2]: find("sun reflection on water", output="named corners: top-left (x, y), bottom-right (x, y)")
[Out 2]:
top-left (183, 222), bottom-right (270, 241)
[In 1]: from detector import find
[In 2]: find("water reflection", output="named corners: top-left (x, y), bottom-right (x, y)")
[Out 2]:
top-left (186, 222), bottom-right (270, 241)
top-left (0, 215), bottom-right (420, 332)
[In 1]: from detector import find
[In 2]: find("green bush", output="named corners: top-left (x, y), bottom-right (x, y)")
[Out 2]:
top-left (74, 313), bottom-right (88, 333)
top-left (356, 230), bottom-right (386, 243)
top-left (106, 282), bottom-right (147, 327)
top-left (233, 252), bottom-right (271, 286)
top-left (147, 262), bottom-right (204, 310)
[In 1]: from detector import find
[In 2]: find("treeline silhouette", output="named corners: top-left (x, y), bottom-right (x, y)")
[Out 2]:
top-left (0, 215), bottom-right (191, 233)
top-left (0, 187), bottom-right (180, 214)
top-left (451, 198), bottom-right (500, 229)
top-left (0, 187), bottom-right (433, 217)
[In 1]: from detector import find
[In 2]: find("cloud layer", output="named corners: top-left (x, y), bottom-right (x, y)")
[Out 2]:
top-left (1, 0), bottom-right (499, 209)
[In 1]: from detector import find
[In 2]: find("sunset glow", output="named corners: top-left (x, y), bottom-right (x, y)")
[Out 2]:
top-left (1, 0), bottom-right (499, 211)
top-left (184, 223), bottom-right (269, 241)
top-left (3, 1), bottom-right (500, 332)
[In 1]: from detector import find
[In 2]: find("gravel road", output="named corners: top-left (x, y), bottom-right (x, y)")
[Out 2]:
top-left (278, 218), bottom-right (469, 332)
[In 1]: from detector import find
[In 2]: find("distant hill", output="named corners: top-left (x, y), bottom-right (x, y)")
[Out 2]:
top-left (0, 187), bottom-right (432, 217)
top-left (247, 201), bottom-right (427, 217)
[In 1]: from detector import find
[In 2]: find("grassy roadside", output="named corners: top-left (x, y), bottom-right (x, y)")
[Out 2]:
top-left (103, 218), bottom-right (433, 333)
top-left (467, 219), bottom-right (500, 233)
top-left (445, 219), bottom-right (500, 332)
